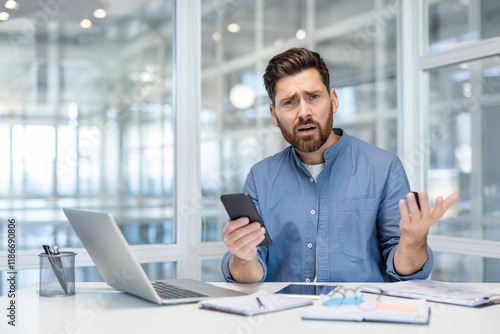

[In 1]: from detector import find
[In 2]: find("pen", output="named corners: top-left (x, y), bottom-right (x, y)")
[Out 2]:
top-left (43, 244), bottom-right (52, 256)
top-left (256, 297), bottom-right (265, 309)
top-left (42, 244), bottom-right (68, 294)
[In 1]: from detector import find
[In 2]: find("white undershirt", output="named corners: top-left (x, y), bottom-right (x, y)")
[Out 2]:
top-left (302, 162), bottom-right (325, 282)
top-left (303, 162), bottom-right (325, 182)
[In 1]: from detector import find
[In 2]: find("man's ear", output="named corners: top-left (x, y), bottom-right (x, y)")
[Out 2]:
top-left (330, 88), bottom-right (339, 114)
top-left (270, 103), bottom-right (279, 127)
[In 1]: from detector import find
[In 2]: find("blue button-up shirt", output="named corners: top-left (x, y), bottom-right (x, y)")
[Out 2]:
top-left (221, 129), bottom-right (433, 282)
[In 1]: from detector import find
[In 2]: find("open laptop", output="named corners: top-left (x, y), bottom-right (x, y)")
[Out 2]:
top-left (63, 207), bottom-right (245, 305)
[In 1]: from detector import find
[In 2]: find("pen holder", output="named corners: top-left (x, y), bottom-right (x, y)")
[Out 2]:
top-left (38, 251), bottom-right (77, 297)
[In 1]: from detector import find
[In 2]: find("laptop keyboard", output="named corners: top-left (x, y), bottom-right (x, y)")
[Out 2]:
top-left (152, 281), bottom-right (208, 299)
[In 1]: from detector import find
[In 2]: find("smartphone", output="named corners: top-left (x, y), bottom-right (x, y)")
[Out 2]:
top-left (275, 284), bottom-right (340, 297)
top-left (411, 191), bottom-right (421, 211)
top-left (220, 193), bottom-right (272, 247)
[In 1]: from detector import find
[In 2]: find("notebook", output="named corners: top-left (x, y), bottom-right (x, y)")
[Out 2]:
top-left (302, 298), bottom-right (429, 324)
top-left (63, 207), bottom-right (245, 305)
top-left (362, 280), bottom-right (500, 307)
top-left (198, 290), bottom-right (313, 316)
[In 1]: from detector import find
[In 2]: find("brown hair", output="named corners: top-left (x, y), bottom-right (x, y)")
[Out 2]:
top-left (263, 47), bottom-right (330, 106)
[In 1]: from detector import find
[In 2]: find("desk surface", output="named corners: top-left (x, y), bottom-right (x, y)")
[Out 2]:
top-left (1, 282), bottom-right (500, 334)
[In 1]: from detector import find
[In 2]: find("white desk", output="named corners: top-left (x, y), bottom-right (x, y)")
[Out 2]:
top-left (1, 282), bottom-right (499, 334)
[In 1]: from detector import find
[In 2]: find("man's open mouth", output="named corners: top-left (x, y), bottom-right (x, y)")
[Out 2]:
top-left (298, 126), bottom-right (316, 132)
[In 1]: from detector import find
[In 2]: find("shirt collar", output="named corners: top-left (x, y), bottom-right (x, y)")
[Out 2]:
top-left (290, 128), bottom-right (349, 167)
top-left (323, 128), bottom-right (349, 164)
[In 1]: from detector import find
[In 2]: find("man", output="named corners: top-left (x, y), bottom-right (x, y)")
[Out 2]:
top-left (221, 47), bottom-right (458, 283)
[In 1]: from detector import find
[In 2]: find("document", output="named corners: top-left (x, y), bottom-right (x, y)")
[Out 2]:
top-left (302, 298), bottom-right (430, 324)
top-left (198, 290), bottom-right (313, 316)
top-left (362, 280), bottom-right (500, 307)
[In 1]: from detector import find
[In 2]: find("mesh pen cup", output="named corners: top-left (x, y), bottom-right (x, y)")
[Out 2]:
top-left (38, 251), bottom-right (77, 297)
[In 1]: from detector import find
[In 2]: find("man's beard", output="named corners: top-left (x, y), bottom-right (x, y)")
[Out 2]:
top-left (276, 106), bottom-right (334, 153)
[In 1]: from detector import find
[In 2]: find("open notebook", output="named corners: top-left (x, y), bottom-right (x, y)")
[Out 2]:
top-left (303, 295), bottom-right (429, 324)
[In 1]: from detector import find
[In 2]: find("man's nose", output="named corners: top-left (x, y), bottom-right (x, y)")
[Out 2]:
top-left (297, 99), bottom-right (312, 120)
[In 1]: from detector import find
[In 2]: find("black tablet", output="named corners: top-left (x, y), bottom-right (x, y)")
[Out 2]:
top-left (275, 284), bottom-right (340, 297)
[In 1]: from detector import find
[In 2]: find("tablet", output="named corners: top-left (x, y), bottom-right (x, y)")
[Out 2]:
top-left (275, 284), bottom-right (340, 297)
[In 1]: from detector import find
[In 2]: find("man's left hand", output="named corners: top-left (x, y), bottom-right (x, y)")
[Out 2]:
top-left (398, 190), bottom-right (459, 245)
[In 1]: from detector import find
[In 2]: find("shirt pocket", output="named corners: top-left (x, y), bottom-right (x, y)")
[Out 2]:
top-left (337, 199), bottom-right (379, 261)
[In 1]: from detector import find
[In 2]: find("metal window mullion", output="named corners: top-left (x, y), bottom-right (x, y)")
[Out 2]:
top-left (374, 0), bottom-right (388, 150)
top-left (398, 0), bottom-right (426, 190)
top-left (173, 0), bottom-right (202, 279)
top-left (470, 61), bottom-right (485, 239)
top-left (419, 36), bottom-right (500, 70)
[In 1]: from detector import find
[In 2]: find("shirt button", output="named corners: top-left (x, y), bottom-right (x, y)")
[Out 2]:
top-left (307, 243), bottom-right (313, 249)
top-left (310, 210), bottom-right (316, 215)
top-left (309, 177), bottom-right (314, 182)
top-left (305, 278), bottom-right (310, 283)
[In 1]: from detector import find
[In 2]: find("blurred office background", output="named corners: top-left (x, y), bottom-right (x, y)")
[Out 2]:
top-left (1, 0), bottom-right (500, 294)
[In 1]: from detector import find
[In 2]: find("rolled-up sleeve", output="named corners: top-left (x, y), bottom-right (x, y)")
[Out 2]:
top-left (386, 245), bottom-right (434, 281)
top-left (379, 157), bottom-right (434, 281)
top-left (220, 249), bottom-right (268, 283)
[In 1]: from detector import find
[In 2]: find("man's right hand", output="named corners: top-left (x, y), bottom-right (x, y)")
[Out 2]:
top-left (222, 217), bottom-right (266, 282)
top-left (222, 217), bottom-right (266, 261)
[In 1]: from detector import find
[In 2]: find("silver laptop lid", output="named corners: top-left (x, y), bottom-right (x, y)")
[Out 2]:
top-left (63, 207), bottom-right (162, 304)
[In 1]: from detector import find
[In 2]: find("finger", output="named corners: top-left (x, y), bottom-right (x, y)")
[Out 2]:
top-left (398, 199), bottom-right (410, 224)
top-left (406, 192), bottom-right (421, 218)
top-left (224, 222), bottom-right (262, 246)
top-left (443, 193), bottom-right (459, 211)
top-left (222, 217), bottom-right (250, 235)
top-left (418, 191), bottom-right (432, 221)
top-left (431, 196), bottom-right (444, 219)
top-left (228, 227), bottom-right (265, 253)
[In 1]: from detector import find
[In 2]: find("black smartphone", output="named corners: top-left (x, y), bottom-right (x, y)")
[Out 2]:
top-left (275, 284), bottom-right (340, 297)
top-left (412, 191), bottom-right (421, 211)
top-left (220, 193), bottom-right (272, 247)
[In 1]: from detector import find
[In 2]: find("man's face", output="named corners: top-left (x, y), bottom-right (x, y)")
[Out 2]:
top-left (270, 68), bottom-right (338, 153)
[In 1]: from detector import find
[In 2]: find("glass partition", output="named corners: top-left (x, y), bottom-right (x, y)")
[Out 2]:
top-left (200, 0), bottom-right (399, 244)
top-left (0, 0), bottom-right (175, 293)
top-left (427, 0), bottom-right (500, 54)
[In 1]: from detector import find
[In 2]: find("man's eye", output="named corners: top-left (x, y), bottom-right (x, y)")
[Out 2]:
top-left (284, 100), bottom-right (295, 106)
top-left (310, 95), bottom-right (319, 100)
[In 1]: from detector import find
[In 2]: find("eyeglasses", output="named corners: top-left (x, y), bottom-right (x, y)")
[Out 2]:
top-left (321, 286), bottom-right (384, 311)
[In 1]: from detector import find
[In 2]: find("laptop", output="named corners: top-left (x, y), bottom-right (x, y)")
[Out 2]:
top-left (63, 207), bottom-right (245, 305)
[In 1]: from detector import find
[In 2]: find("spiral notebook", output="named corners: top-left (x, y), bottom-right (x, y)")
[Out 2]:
top-left (198, 290), bottom-right (313, 316)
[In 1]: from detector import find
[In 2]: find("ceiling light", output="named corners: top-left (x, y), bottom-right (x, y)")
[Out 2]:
top-left (0, 12), bottom-right (9, 20)
top-left (93, 9), bottom-right (107, 18)
top-left (139, 72), bottom-right (154, 82)
top-left (273, 39), bottom-right (284, 47)
top-left (229, 84), bottom-right (255, 109)
top-left (212, 32), bottom-right (221, 41)
top-left (296, 29), bottom-right (307, 40)
top-left (80, 19), bottom-right (92, 28)
top-left (227, 23), bottom-right (240, 33)
top-left (4, 0), bottom-right (18, 10)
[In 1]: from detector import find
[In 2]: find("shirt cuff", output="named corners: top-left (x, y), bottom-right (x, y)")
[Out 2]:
top-left (386, 245), bottom-right (434, 281)
top-left (220, 250), bottom-right (267, 283)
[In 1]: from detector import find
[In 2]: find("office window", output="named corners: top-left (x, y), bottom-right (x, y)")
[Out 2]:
top-left (0, 125), bottom-right (10, 195)
top-left (0, 0), bottom-right (175, 294)
top-left (315, 0), bottom-right (374, 29)
top-left (263, 0), bottom-right (306, 47)
top-left (200, 0), bottom-right (399, 248)
top-left (428, 0), bottom-right (500, 54)
top-left (420, 0), bottom-right (500, 281)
